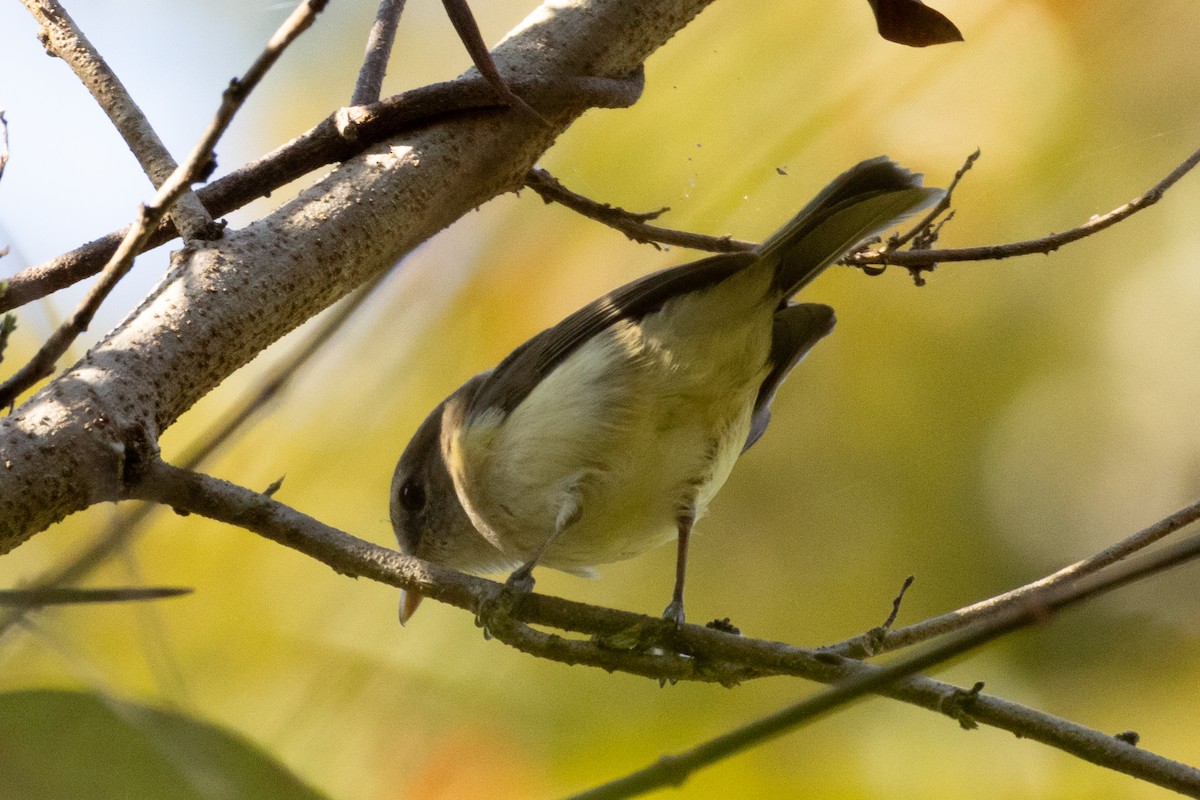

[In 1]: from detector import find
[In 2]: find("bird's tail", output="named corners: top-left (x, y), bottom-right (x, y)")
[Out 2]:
top-left (756, 156), bottom-right (943, 298)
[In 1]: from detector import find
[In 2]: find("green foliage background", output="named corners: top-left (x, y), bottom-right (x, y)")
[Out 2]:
top-left (2, 1), bottom-right (1200, 797)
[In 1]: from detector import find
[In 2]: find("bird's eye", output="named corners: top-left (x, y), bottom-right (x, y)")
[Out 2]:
top-left (399, 478), bottom-right (427, 513)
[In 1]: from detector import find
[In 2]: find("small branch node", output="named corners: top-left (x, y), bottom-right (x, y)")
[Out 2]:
top-left (225, 76), bottom-right (247, 102)
top-left (940, 681), bottom-right (985, 730)
top-left (705, 617), bottom-right (741, 635)
top-left (1116, 730), bottom-right (1141, 747)
top-left (335, 106), bottom-right (367, 141)
top-left (848, 575), bottom-right (916, 657)
top-left (441, 0), bottom-right (549, 126)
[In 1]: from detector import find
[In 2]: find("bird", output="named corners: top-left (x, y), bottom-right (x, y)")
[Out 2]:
top-left (390, 156), bottom-right (943, 625)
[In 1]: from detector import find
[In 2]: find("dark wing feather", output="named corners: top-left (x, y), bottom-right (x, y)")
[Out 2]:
top-left (743, 302), bottom-right (836, 452)
top-left (466, 251), bottom-right (759, 418)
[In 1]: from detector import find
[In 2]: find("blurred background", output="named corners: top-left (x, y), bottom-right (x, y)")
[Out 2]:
top-left (2, 0), bottom-right (1200, 797)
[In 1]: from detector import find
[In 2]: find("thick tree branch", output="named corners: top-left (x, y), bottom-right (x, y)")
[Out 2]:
top-left (0, 277), bottom-right (387, 638)
top-left (0, 73), bottom-right (643, 314)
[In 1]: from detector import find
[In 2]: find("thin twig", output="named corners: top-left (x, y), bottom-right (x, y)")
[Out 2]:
top-left (19, 0), bottom-right (215, 240)
top-left (567, 532), bottom-right (1200, 799)
top-left (129, 460), bottom-right (852, 679)
top-left (848, 144), bottom-right (1200, 269)
top-left (0, 109), bottom-right (9, 181)
top-left (531, 144), bottom-right (1200, 271)
top-left (0, 502), bottom-right (159, 636)
top-left (0, 0), bottom-right (329, 409)
top-left (441, 0), bottom-right (548, 125)
top-left (831, 495), bottom-right (1200, 657)
top-left (0, 72), bottom-right (645, 314)
top-left (0, 315), bottom-right (15, 366)
top-left (881, 147), bottom-right (978, 252)
top-left (0, 586), bottom-right (191, 607)
top-left (524, 168), bottom-right (755, 252)
top-left (129, 460), bottom-right (1200, 797)
top-left (351, 0), bottom-right (407, 106)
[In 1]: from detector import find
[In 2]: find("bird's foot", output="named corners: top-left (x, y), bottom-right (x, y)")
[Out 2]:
top-left (662, 598), bottom-right (686, 628)
top-left (505, 561), bottom-right (537, 594)
top-left (475, 562), bottom-right (537, 639)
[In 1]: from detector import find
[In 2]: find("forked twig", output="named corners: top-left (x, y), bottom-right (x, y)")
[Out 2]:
top-left (524, 168), bottom-right (754, 252)
top-left (848, 144), bottom-right (1200, 269)
top-left (567, 530), bottom-right (1200, 799)
top-left (0, 72), bottom-right (645, 314)
top-left (441, 0), bottom-right (549, 124)
top-left (0, 0), bottom-right (330, 409)
top-left (831, 495), bottom-right (1200, 657)
top-left (20, 0), bottom-right (215, 239)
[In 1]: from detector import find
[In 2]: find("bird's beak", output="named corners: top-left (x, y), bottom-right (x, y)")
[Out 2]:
top-left (399, 589), bottom-right (423, 625)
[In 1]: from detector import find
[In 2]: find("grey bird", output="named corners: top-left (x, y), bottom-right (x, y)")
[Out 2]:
top-left (390, 156), bottom-right (943, 624)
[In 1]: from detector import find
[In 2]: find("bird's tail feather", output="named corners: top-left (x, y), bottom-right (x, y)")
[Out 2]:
top-left (756, 156), bottom-right (943, 297)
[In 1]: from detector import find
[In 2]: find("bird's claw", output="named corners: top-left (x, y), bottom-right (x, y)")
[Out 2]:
top-left (505, 563), bottom-right (537, 594)
top-left (475, 564), bottom-right (537, 639)
top-left (662, 599), bottom-right (686, 628)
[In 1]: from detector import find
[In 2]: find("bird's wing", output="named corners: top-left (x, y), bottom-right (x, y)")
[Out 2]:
top-left (465, 251), bottom-right (758, 419)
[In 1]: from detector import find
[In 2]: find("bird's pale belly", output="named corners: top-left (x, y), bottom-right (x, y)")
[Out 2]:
top-left (534, 402), bottom-right (753, 572)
